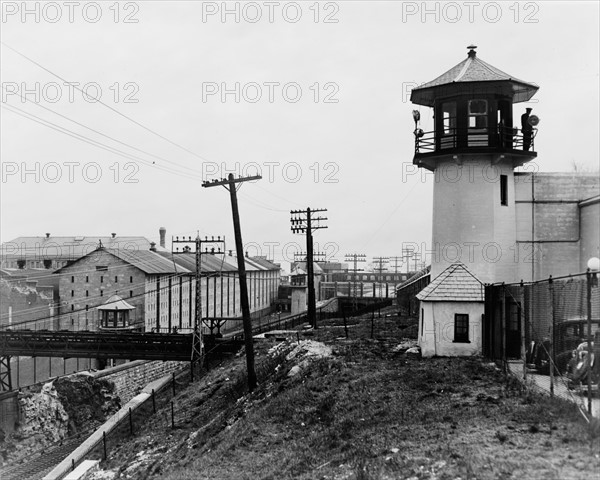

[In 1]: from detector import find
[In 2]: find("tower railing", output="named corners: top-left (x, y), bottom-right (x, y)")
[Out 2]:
top-left (414, 126), bottom-right (537, 154)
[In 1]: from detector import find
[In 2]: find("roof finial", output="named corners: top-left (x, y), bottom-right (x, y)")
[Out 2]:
top-left (467, 45), bottom-right (477, 58)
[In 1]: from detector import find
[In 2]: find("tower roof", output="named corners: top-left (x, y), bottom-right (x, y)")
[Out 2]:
top-left (411, 46), bottom-right (539, 106)
top-left (97, 294), bottom-right (136, 311)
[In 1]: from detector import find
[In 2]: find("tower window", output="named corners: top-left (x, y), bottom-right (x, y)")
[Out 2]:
top-left (468, 99), bottom-right (488, 129)
top-left (454, 314), bottom-right (469, 342)
top-left (442, 101), bottom-right (457, 135)
top-left (500, 175), bottom-right (508, 206)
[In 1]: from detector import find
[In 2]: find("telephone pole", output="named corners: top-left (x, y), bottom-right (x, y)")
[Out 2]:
top-left (389, 256), bottom-right (403, 274)
top-left (203, 174), bottom-right (261, 392)
top-left (372, 256), bottom-right (389, 297)
top-left (402, 247), bottom-right (414, 274)
top-left (291, 208), bottom-right (328, 328)
top-left (345, 253), bottom-right (366, 310)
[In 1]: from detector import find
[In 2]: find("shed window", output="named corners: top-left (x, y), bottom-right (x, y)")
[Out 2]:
top-left (454, 314), bottom-right (469, 342)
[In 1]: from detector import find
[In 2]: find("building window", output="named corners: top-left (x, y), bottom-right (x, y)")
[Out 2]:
top-left (115, 276), bottom-right (118, 283)
top-left (71, 305), bottom-right (74, 311)
top-left (86, 290), bottom-right (89, 297)
top-left (130, 276), bottom-right (133, 283)
top-left (71, 290), bottom-right (74, 297)
top-left (86, 276), bottom-right (89, 282)
top-left (454, 314), bottom-right (469, 342)
top-left (71, 276), bottom-right (75, 283)
top-left (101, 276), bottom-right (104, 283)
top-left (86, 305), bottom-right (89, 311)
top-left (130, 290), bottom-right (133, 298)
top-left (500, 175), bottom-right (508, 206)
top-left (100, 290), bottom-right (103, 297)
top-left (468, 99), bottom-right (487, 129)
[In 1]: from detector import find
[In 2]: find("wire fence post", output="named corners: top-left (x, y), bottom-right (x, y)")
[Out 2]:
top-left (501, 285), bottom-right (507, 374)
top-left (171, 401), bottom-right (175, 429)
top-left (103, 431), bottom-right (107, 460)
top-left (152, 388), bottom-right (156, 413)
top-left (548, 277), bottom-right (554, 397)
top-left (519, 281), bottom-right (526, 381)
top-left (586, 269), bottom-right (593, 415)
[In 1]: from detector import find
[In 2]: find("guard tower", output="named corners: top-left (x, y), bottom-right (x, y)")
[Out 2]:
top-left (411, 46), bottom-right (539, 284)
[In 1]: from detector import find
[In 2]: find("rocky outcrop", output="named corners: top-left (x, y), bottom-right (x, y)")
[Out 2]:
top-left (0, 375), bottom-right (120, 466)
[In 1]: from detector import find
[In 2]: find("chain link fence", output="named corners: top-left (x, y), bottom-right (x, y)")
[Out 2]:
top-left (484, 272), bottom-right (600, 417)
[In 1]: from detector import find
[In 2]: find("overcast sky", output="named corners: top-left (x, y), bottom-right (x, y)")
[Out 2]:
top-left (1, 1), bottom-right (598, 271)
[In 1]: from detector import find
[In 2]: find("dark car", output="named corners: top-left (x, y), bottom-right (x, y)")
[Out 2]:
top-left (527, 317), bottom-right (599, 376)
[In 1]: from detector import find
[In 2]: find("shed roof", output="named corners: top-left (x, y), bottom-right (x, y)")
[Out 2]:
top-left (416, 263), bottom-right (483, 302)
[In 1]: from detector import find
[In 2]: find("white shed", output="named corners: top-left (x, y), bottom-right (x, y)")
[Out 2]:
top-left (416, 263), bottom-right (484, 357)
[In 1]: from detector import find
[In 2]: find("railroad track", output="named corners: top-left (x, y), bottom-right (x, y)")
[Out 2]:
top-left (0, 424), bottom-right (99, 480)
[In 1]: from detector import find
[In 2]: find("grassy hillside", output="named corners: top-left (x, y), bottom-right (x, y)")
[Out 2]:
top-left (93, 309), bottom-right (600, 480)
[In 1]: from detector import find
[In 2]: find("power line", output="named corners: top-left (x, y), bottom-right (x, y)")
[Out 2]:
top-left (1, 41), bottom-right (213, 164)
top-left (1, 84), bottom-right (202, 175)
top-left (2, 103), bottom-right (202, 181)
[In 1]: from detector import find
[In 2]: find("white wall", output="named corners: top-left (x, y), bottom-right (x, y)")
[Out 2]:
top-left (418, 301), bottom-right (484, 357)
top-left (431, 156), bottom-right (518, 284)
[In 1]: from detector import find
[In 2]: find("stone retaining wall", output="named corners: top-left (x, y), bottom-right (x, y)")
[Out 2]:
top-left (90, 360), bottom-right (186, 403)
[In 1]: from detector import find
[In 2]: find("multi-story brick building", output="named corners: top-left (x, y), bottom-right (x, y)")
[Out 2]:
top-left (55, 246), bottom-right (281, 334)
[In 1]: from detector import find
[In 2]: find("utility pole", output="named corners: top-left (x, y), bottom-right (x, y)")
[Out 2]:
top-left (291, 208), bottom-right (328, 328)
top-left (345, 253), bottom-right (366, 311)
top-left (203, 174), bottom-right (261, 392)
top-left (389, 256), bottom-right (403, 274)
top-left (402, 247), bottom-right (414, 274)
top-left (372, 256), bottom-right (389, 298)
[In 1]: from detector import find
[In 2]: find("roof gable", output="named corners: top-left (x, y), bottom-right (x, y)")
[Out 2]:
top-left (54, 248), bottom-right (190, 275)
top-left (416, 263), bottom-right (483, 302)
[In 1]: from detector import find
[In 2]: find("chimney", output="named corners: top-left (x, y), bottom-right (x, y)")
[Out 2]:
top-left (45, 233), bottom-right (50, 239)
top-left (111, 233), bottom-right (116, 238)
top-left (149, 242), bottom-right (157, 252)
top-left (159, 227), bottom-right (166, 248)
